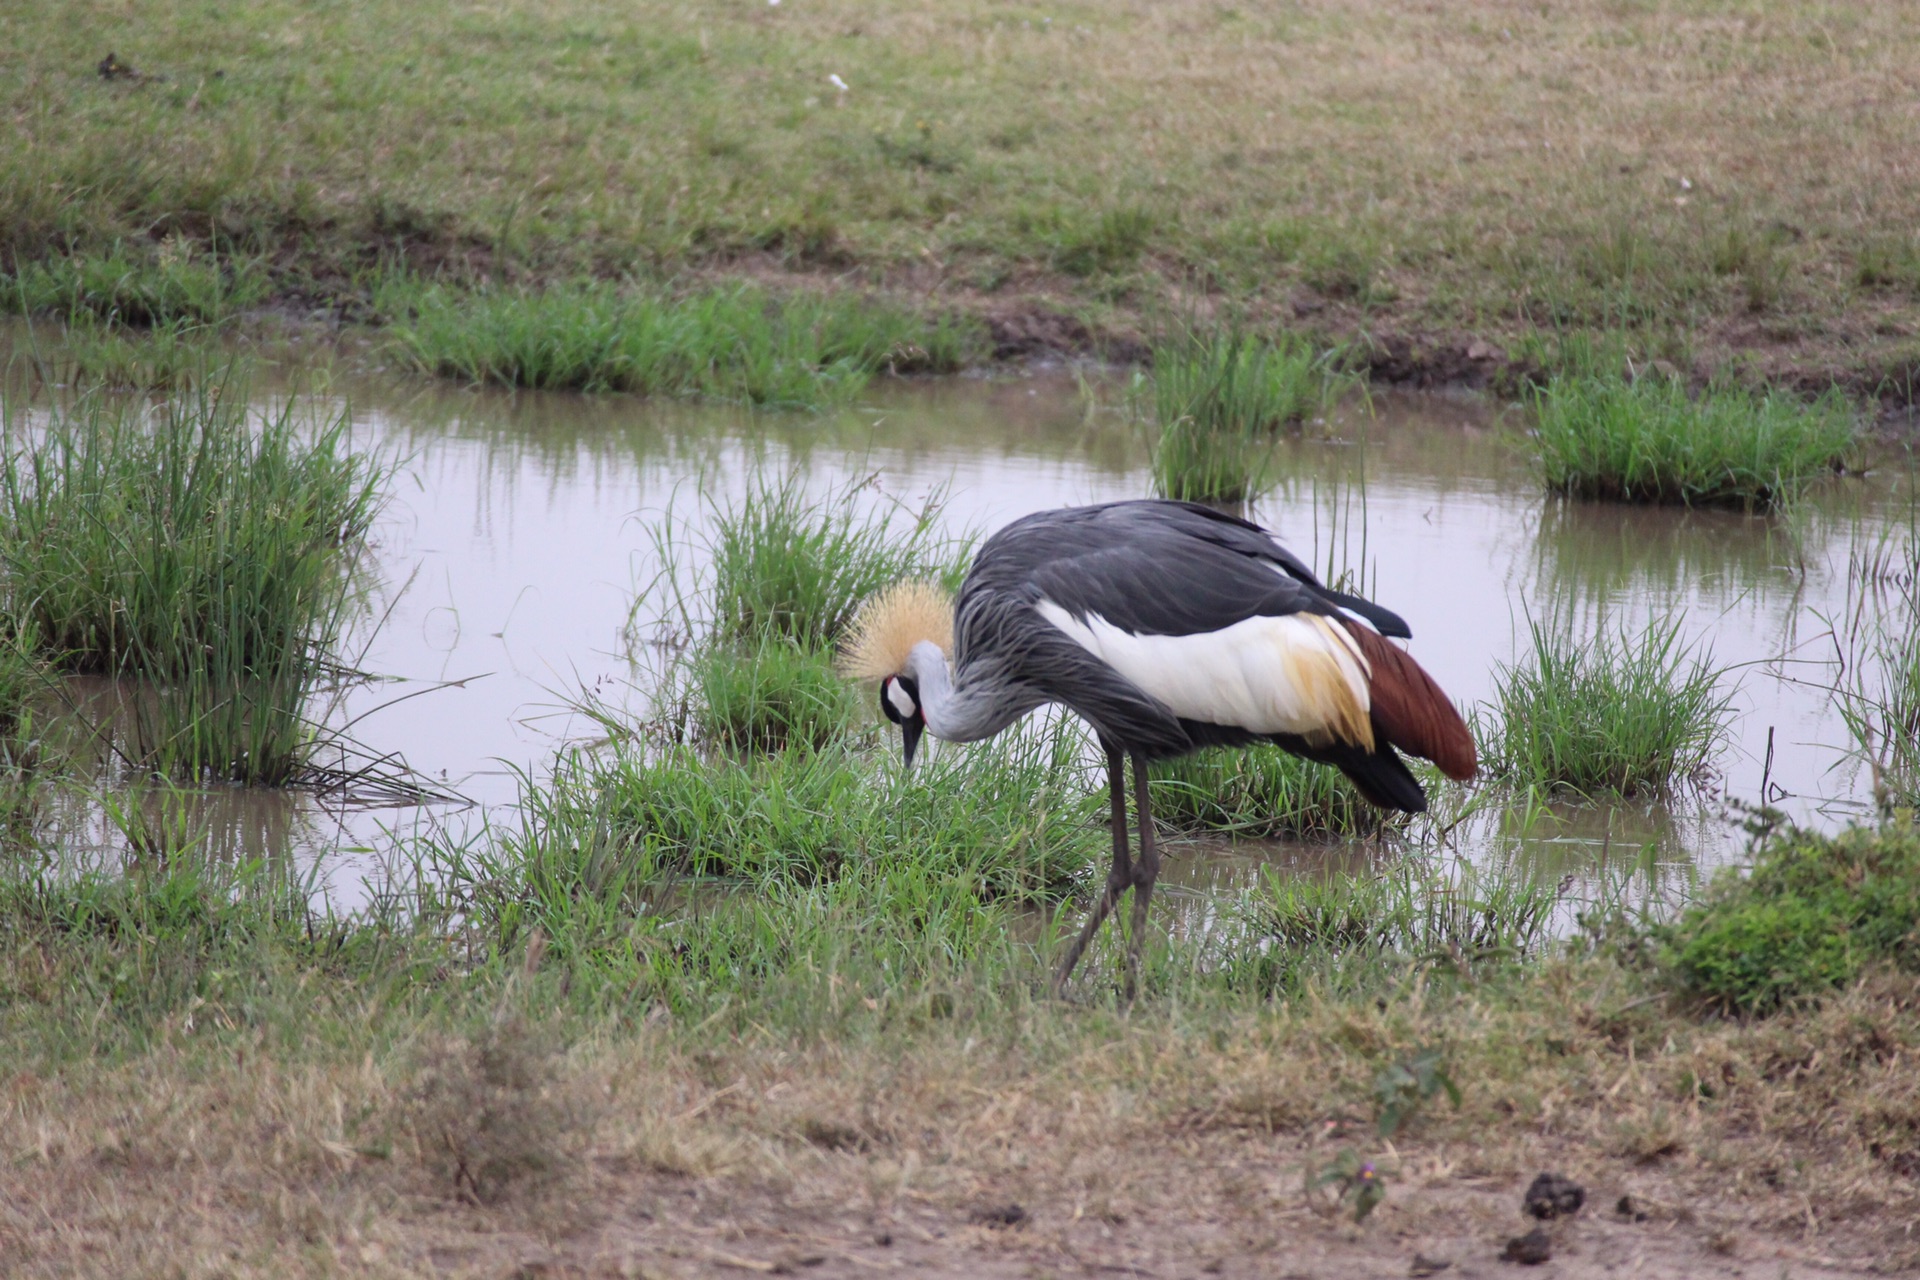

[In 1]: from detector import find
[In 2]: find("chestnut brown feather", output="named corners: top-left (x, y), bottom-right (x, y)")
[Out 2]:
top-left (1339, 619), bottom-right (1478, 781)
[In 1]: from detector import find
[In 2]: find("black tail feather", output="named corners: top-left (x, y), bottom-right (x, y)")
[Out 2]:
top-left (1333, 747), bottom-right (1427, 813)
top-left (1168, 720), bottom-right (1431, 814)
top-left (1266, 733), bottom-right (1428, 813)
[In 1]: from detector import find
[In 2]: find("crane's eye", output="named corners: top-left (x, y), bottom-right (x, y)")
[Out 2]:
top-left (880, 675), bottom-right (919, 724)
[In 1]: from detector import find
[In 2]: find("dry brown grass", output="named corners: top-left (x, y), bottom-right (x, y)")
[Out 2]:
top-left (4, 957), bottom-right (1916, 1277)
top-left (9, 1), bottom-right (1920, 383)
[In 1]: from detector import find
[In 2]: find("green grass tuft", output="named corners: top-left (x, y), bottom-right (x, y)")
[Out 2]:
top-left (421, 728), bottom-right (1101, 969)
top-left (1854, 235), bottom-right (1920, 295)
top-left (1221, 858), bottom-right (1565, 997)
top-left (0, 373), bottom-right (386, 784)
top-left (1147, 745), bottom-right (1375, 840)
top-left (1664, 824), bottom-right (1920, 1014)
top-left (0, 627), bottom-right (47, 849)
top-left (5, 246), bottom-right (268, 327)
top-left (383, 279), bottom-right (985, 407)
top-left (1531, 372), bottom-right (1855, 508)
top-left (0, 625), bottom-right (40, 753)
top-left (1480, 613), bottom-right (1733, 798)
top-left (0, 852), bottom-right (408, 1053)
top-left (1836, 502), bottom-right (1920, 810)
top-left (689, 638), bottom-right (855, 753)
top-left (1149, 330), bottom-right (1354, 504)
top-left (695, 472), bottom-right (968, 652)
top-left (49, 317), bottom-right (221, 391)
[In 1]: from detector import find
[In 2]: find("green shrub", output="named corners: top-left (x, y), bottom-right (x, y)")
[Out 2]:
top-left (1481, 614), bottom-right (1732, 797)
top-left (1531, 372), bottom-right (1854, 508)
top-left (1665, 825), bottom-right (1920, 1014)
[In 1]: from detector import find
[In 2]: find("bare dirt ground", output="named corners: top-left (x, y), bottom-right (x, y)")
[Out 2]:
top-left (9, 996), bottom-right (1914, 1280)
top-left (320, 1139), bottom-right (1882, 1279)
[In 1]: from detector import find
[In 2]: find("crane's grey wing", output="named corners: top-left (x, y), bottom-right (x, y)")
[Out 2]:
top-left (953, 587), bottom-right (1192, 756)
top-left (1161, 501), bottom-right (1413, 639)
top-left (964, 499), bottom-right (1410, 640)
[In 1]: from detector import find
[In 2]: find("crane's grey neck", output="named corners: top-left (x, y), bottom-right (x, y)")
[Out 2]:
top-left (903, 640), bottom-right (1031, 743)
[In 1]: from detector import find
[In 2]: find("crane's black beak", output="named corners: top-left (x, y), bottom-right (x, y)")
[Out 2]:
top-left (901, 717), bottom-right (924, 769)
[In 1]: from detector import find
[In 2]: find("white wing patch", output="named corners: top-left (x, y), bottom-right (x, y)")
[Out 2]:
top-left (1036, 601), bottom-right (1375, 749)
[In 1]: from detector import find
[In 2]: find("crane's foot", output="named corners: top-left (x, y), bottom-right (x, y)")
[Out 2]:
top-left (1049, 874), bottom-right (1127, 998)
top-left (1052, 741), bottom-right (1137, 999)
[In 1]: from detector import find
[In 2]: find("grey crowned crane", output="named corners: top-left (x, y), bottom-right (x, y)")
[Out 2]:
top-left (842, 498), bottom-right (1476, 994)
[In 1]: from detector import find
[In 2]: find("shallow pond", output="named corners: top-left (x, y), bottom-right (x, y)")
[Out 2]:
top-left (8, 344), bottom-right (1914, 916)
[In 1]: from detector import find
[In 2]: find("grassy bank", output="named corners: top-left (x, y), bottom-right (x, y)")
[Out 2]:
top-left (6, 2), bottom-right (1920, 392)
top-left (3, 819), bottom-right (1917, 1273)
top-left (382, 279), bottom-right (985, 407)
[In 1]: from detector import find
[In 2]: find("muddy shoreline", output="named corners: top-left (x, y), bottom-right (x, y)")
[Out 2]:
top-left (203, 253), bottom-right (1920, 423)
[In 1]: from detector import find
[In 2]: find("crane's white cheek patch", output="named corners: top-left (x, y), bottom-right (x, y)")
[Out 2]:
top-left (885, 680), bottom-right (918, 719)
top-left (1036, 602), bottom-right (1373, 746)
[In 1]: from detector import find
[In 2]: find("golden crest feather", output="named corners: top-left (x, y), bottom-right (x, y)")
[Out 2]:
top-left (839, 581), bottom-right (954, 680)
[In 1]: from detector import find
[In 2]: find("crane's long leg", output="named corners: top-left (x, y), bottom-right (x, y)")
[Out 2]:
top-left (1050, 740), bottom-right (1132, 996)
top-left (1123, 752), bottom-right (1162, 1000)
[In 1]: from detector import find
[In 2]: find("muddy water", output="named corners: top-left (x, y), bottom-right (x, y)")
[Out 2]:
top-left (10, 357), bottom-right (1912, 913)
